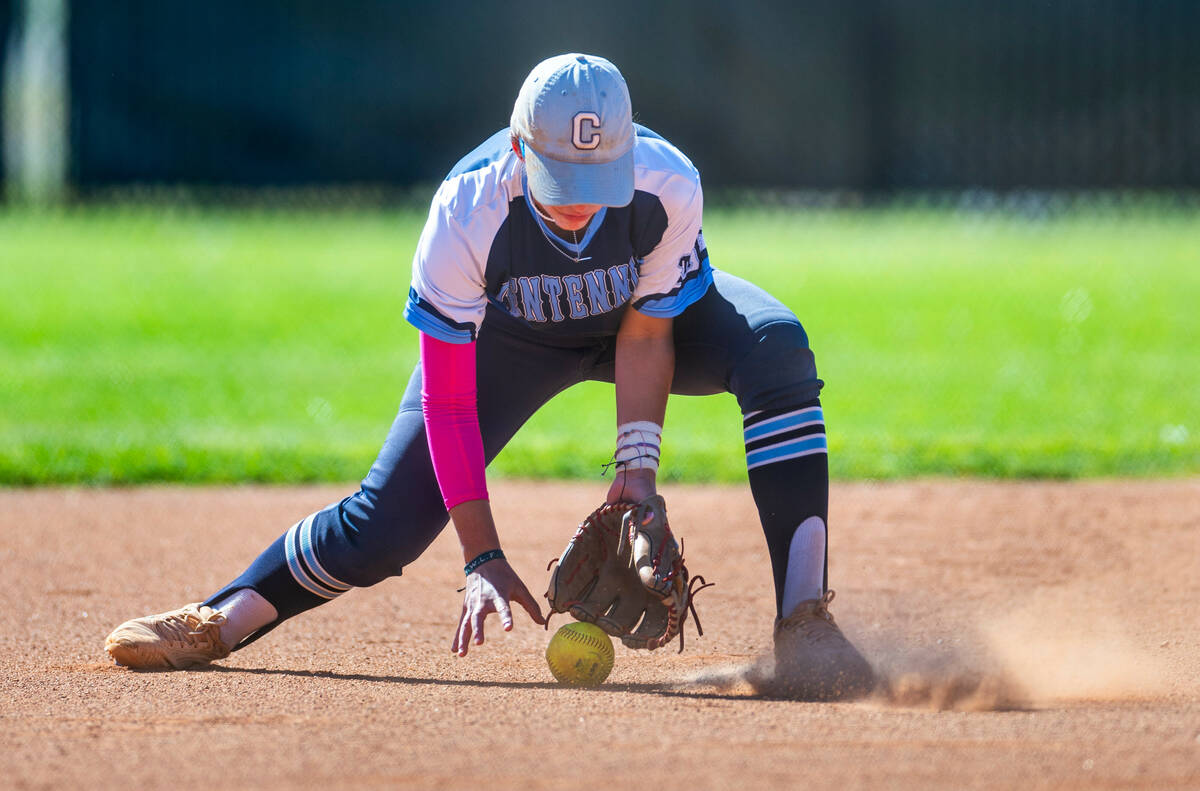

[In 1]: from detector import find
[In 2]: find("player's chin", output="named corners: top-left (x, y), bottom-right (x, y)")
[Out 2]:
top-left (554, 215), bottom-right (593, 230)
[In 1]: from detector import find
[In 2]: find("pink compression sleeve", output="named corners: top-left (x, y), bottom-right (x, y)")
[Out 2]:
top-left (420, 332), bottom-right (489, 511)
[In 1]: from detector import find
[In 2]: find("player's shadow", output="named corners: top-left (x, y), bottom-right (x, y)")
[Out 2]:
top-left (205, 664), bottom-right (758, 701)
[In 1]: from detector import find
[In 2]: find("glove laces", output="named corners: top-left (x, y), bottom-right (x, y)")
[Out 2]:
top-left (675, 569), bottom-right (715, 653)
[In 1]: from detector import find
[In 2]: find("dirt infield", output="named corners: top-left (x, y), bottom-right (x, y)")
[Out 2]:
top-left (3, 479), bottom-right (1198, 790)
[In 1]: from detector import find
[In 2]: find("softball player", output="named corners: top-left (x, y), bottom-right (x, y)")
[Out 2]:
top-left (105, 53), bottom-right (873, 699)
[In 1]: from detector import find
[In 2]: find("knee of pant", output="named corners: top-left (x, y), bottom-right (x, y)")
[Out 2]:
top-left (329, 541), bottom-right (408, 588)
top-left (730, 321), bottom-right (824, 413)
top-left (306, 494), bottom-right (449, 590)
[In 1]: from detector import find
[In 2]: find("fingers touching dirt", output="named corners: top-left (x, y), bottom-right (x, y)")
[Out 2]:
top-left (451, 560), bottom-right (546, 657)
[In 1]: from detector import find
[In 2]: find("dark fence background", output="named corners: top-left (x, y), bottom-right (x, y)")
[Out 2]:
top-left (0, 0), bottom-right (11, 184)
top-left (40, 0), bottom-right (1200, 190)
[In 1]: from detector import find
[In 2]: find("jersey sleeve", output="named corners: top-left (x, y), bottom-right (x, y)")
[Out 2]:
top-left (404, 190), bottom-right (489, 344)
top-left (630, 174), bottom-right (713, 318)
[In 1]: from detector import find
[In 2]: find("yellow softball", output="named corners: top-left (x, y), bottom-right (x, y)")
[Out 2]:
top-left (545, 622), bottom-right (615, 686)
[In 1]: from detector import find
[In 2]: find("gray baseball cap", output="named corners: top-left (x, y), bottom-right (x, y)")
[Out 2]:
top-left (511, 53), bottom-right (635, 207)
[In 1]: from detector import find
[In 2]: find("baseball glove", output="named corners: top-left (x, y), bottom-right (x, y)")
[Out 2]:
top-left (545, 495), bottom-right (711, 651)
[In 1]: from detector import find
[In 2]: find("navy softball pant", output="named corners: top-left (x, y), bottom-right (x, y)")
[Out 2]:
top-left (205, 269), bottom-right (824, 634)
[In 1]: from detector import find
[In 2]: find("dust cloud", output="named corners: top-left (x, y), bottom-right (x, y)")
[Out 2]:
top-left (686, 591), bottom-right (1173, 711)
top-left (868, 591), bottom-right (1172, 711)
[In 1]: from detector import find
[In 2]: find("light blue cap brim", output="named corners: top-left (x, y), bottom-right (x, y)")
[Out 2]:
top-left (524, 143), bottom-right (635, 208)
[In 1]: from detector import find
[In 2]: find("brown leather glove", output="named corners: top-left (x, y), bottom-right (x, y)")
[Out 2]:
top-left (546, 495), bottom-right (709, 651)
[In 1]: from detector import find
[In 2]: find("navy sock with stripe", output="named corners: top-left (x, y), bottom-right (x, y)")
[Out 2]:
top-left (743, 399), bottom-right (830, 618)
top-left (203, 532), bottom-right (326, 616)
top-left (201, 514), bottom-right (346, 648)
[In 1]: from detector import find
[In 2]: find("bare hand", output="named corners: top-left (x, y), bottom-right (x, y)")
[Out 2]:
top-left (607, 468), bottom-right (657, 504)
top-left (451, 559), bottom-right (546, 657)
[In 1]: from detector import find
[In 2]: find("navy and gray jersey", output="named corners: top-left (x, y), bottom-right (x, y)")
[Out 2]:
top-left (404, 125), bottom-right (713, 343)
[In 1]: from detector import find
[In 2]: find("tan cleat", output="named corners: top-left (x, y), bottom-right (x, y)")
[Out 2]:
top-left (105, 603), bottom-right (231, 670)
top-left (748, 590), bottom-right (875, 701)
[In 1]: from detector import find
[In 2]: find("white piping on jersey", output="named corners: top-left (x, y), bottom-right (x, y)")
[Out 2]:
top-left (408, 135), bottom-right (706, 338)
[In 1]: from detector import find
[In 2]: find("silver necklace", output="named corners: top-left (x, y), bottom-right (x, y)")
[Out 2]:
top-left (530, 198), bottom-right (592, 264)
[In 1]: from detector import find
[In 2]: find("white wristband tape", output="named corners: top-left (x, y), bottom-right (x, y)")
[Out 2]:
top-left (615, 421), bottom-right (662, 472)
top-left (618, 420), bottom-right (663, 438)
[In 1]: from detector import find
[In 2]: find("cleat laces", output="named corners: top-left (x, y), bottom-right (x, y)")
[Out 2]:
top-left (776, 590), bottom-right (840, 644)
top-left (156, 608), bottom-right (227, 649)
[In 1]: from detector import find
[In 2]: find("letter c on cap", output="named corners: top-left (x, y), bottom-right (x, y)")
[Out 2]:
top-left (572, 112), bottom-right (601, 150)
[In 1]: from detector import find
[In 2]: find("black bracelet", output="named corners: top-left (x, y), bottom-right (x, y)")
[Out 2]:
top-left (464, 548), bottom-right (505, 576)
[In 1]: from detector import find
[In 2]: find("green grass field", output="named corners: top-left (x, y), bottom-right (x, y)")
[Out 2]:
top-left (2, 203), bottom-right (1197, 484)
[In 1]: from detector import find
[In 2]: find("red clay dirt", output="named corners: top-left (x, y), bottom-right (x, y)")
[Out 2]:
top-left (2, 479), bottom-right (1198, 789)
